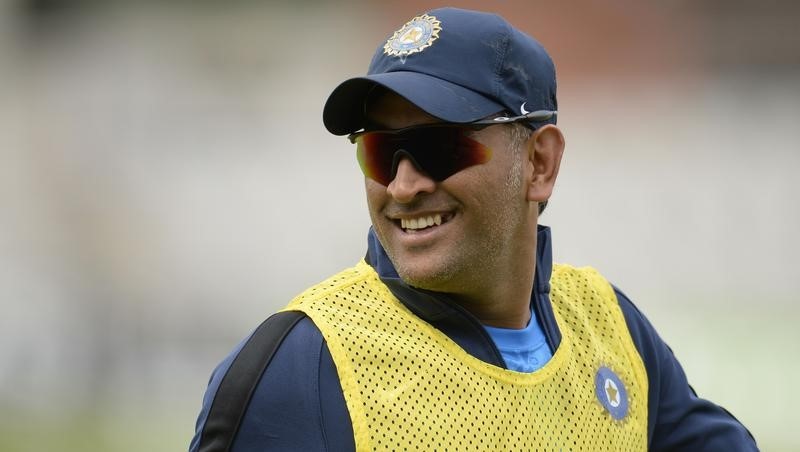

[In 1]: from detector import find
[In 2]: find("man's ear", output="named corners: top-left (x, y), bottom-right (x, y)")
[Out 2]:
top-left (526, 125), bottom-right (565, 203)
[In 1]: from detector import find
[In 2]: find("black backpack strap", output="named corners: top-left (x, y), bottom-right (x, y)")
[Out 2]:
top-left (198, 310), bottom-right (306, 452)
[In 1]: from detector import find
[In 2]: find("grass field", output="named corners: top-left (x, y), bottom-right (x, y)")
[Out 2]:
top-left (0, 410), bottom-right (188, 452)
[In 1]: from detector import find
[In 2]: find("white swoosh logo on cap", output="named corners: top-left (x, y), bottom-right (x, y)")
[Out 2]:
top-left (520, 102), bottom-right (530, 115)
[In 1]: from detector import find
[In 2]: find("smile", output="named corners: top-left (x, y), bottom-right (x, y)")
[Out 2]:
top-left (398, 213), bottom-right (452, 232)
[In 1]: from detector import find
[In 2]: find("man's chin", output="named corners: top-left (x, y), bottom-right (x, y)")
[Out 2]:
top-left (394, 260), bottom-right (457, 292)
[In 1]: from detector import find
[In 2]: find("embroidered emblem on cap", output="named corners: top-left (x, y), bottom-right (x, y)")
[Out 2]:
top-left (595, 366), bottom-right (629, 420)
top-left (383, 14), bottom-right (442, 57)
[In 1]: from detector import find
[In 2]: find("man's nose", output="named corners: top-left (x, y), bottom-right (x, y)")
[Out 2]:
top-left (386, 157), bottom-right (436, 203)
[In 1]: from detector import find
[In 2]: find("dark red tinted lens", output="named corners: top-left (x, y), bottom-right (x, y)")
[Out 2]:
top-left (355, 126), bottom-right (492, 185)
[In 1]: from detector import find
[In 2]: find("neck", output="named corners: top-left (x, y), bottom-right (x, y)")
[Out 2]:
top-left (451, 234), bottom-right (538, 329)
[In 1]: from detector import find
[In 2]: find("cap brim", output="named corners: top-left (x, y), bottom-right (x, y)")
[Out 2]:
top-left (323, 71), bottom-right (505, 136)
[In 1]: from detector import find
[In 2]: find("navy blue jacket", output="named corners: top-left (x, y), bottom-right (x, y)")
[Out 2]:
top-left (190, 226), bottom-right (757, 451)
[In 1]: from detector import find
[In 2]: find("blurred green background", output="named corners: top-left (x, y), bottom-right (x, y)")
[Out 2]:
top-left (1, 0), bottom-right (798, 450)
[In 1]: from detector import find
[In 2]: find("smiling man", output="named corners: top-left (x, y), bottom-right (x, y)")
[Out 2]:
top-left (359, 90), bottom-right (560, 328)
top-left (190, 7), bottom-right (757, 451)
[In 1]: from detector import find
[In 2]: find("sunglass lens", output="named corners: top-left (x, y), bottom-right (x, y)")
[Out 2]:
top-left (356, 134), bottom-right (395, 185)
top-left (355, 127), bottom-right (492, 185)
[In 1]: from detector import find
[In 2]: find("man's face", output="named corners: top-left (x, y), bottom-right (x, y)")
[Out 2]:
top-left (364, 93), bottom-right (538, 297)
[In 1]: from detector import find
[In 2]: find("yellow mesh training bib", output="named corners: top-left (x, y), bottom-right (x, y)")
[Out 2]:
top-left (283, 261), bottom-right (648, 451)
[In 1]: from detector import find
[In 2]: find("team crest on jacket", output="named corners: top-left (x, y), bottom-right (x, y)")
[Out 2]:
top-left (383, 14), bottom-right (442, 57)
top-left (595, 366), bottom-right (629, 420)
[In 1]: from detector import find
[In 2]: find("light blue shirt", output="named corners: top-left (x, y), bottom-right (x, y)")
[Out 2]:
top-left (483, 309), bottom-right (552, 373)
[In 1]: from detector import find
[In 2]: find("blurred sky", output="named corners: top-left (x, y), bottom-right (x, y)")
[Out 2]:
top-left (1, 1), bottom-right (799, 450)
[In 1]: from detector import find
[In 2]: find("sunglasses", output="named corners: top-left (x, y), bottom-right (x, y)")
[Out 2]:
top-left (348, 109), bottom-right (556, 185)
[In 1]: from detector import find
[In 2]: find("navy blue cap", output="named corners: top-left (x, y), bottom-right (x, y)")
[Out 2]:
top-left (323, 7), bottom-right (557, 135)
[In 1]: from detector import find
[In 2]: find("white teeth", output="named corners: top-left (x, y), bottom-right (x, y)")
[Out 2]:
top-left (401, 214), bottom-right (443, 230)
